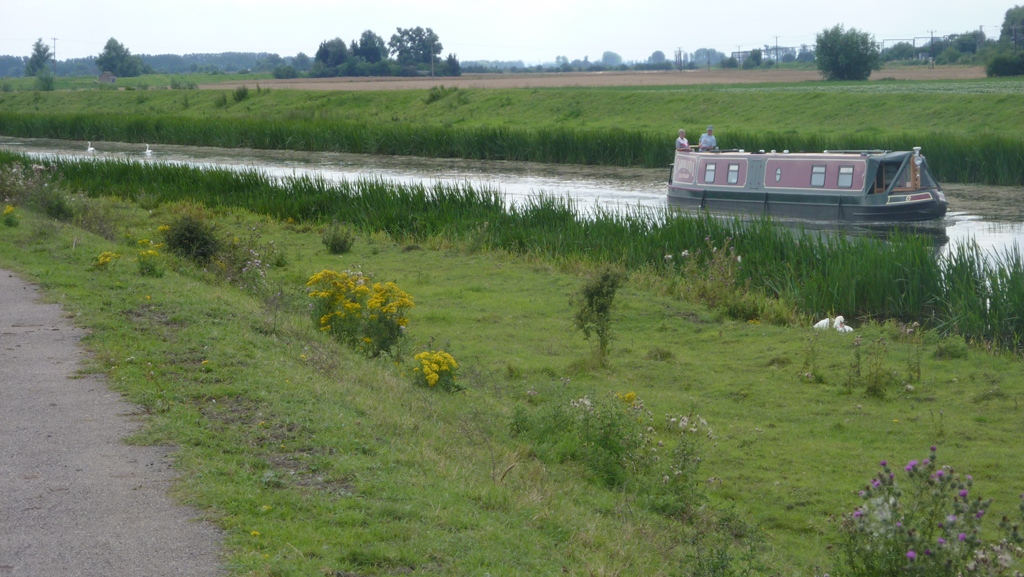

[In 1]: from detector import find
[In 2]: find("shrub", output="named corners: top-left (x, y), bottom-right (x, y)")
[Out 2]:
top-left (213, 92), bottom-right (228, 107)
top-left (306, 269), bottom-right (414, 358)
top-left (511, 391), bottom-right (711, 516)
top-left (834, 446), bottom-right (1024, 577)
top-left (2, 204), bottom-right (18, 227)
top-left (232, 85), bottom-right (249, 102)
top-left (412, 349), bottom-right (461, 391)
top-left (92, 251), bottom-right (121, 270)
top-left (986, 53), bottom-right (1024, 77)
top-left (571, 268), bottom-right (625, 359)
top-left (216, 225), bottom-right (283, 295)
top-left (163, 215), bottom-right (221, 264)
top-left (135, 240), bottom-right (164, 277)
top-left (321, 221), bottom-right (356, 254)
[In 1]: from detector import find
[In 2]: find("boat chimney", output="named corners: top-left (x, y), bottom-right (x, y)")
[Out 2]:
top-left (913, 146), bottom-right (922, 156)
top-left (783, 150), bottom-right (789, 154)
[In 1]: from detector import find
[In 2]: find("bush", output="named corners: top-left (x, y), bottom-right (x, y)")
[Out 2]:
top-left (163, 215), bottom-right (221, 263)
top-left (412, 349), bottom-right (461, 391)
top-left (306, 269), bottom-right (414, 358)
top-left (834, 446), bottom-right (1024, 577)
top-left (571, 268), bottom-right (625, 359)
top-left (510, 391), bottom-right (711, 516)
top-left (986, 53), bottom-right (1024, 77)
top-left (33, 70), bottom-right (55, 92)
top-left (3, 204), bottom-right (19, 227)
top-left (232, 85), bottom-right (249, 102)
top-left (321, 221), bottom-right (356, 254)
top-left (272, 65), bottom-right (298, 79)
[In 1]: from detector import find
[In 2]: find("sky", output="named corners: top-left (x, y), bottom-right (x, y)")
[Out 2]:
top-left (0, 0), bottom-right (1013, 64)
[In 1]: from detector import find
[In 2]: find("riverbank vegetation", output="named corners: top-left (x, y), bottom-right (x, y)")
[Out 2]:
top-left (5, 152), bottom-right (1022, 352)
top-left (1, 79), bottom-right (1023, 185)
top-left (2, 151), bottom-right (1023, 576)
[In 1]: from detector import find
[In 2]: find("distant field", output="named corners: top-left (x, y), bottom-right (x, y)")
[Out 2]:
top-left (199, 65), bottom-right (988, 91)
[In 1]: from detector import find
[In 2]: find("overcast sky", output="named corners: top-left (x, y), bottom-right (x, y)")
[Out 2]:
top-left (1, 0), bottom-right (1012, 64)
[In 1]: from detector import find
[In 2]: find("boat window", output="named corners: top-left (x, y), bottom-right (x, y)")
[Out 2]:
top-left (880, 160), bottom-right (913, 191)
top-left (837, 166), bottom-right (854, 188)
top-left (919, 164), bottom-right (937, 188)
top-left (704, 163), bottom-right (716, 184)
top-left (727, 164), bottom-right (739, 184)
top-left (775, 168), bottom-right (782, 182)
top-left (810, 165), bottom-right (826, 187)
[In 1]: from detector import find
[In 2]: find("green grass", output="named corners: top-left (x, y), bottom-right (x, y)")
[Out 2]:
top-left (0, 71), bottom-right (273, 92)
top-left (6, 152), bottom-right (1020, 350)
top-left (2, 186), bottom-right (1022, 576)
top-left (3, 79), bottom-right (1023, 184)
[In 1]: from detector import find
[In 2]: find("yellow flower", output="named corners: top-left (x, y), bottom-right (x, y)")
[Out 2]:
top-left (3, 205), bottom-right (14, 215)
top-left (251, 531), bottom-right (260, 536)
top-left (157, 225), bottom-right (170, 232)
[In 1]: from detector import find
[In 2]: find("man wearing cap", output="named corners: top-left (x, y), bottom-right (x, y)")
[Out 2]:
top-left (675, 129), bottom-right (690, 152)
top-left (699, 125), bottom-right (717, 151)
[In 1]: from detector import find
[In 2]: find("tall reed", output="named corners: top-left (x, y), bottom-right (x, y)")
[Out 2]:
top-left (2, 151), bottom-right (1020, 350)
top-left (1, 112), bottom-right (1021, 185)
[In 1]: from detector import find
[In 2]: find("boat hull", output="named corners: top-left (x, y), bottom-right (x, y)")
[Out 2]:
top-left (666, 186), bottom-right (948, 223)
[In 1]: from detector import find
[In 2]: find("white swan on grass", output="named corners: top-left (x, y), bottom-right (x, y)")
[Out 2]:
top-left (144, 143), bottom-right (152, 157)
top-left (835, 315), bottom-right (853, 333)
top-left (813, 317), bottom-right (832, 330)
top-left (86, 141), bottom-right (95, 154)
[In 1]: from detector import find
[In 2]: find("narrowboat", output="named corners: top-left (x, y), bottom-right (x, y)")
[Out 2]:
top-left (667, 147), bottom-right (947, 222)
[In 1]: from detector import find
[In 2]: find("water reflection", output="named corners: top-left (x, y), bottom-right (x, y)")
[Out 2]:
top-left (2, 136), bottom-right (1022, 256)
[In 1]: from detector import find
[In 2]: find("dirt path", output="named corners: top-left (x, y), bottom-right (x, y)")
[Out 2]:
top-left (201, 66), bottom-right (987, 91)
top-left (0, 270), bottom-right (224, 577)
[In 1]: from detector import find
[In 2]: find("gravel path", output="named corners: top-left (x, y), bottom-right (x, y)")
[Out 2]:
top-left (0, 269), bottom-right (224, 577)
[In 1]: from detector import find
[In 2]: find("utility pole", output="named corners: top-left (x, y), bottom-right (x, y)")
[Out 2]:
top-left (52, 37), bottom-right (57, 75)
top-left (774, 36), bottom-right (780, 65)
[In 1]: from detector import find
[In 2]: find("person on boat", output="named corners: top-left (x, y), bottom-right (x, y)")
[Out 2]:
top-left (699, 126), bottom-right (717, 151)
top-left (675, 129), bottom-right (690, 152)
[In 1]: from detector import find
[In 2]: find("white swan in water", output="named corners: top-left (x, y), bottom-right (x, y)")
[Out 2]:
top-left (144, 143), bottom-right (152, 157)
top-left (813, 317), bottom-right (832, 330)
top-left (835, 315), bottom-right (853, 333)
top-left (86, 141), bottom-right (95, 153)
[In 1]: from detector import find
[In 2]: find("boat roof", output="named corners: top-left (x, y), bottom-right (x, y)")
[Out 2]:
top-left (698, 149), bottom-right (915, 161)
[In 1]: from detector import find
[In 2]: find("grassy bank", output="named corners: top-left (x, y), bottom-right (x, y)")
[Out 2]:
top-left (7, 152), bottom-right (1021, 351)
top-left (2, 81), bottom-right (1024, 184)
top-left (3, 156), bottom-right (1023, 576)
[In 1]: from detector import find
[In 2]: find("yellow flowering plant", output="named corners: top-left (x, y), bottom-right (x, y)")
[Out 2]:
top-left (2, 204), bottom-right (17, 227)
top-left (92, 251), bottom-right (121, 270)
top-left (307, 269), bottom-right (414, 358)
top-left (413, 350), bottom-right (461, 391)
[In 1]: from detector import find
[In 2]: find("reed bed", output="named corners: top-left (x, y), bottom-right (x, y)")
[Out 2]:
top-left (2, 113), bottom-right (1022, 185)
top-left (3, 152), bottom-right (1021, 350)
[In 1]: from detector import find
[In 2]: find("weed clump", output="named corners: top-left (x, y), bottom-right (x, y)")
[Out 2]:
top-left (233, 85), bottom-right (249, 102)
top-left (321, 221), bottom-right (356, 254)
top-left (413, 350), bottom-right (461, 392)
top-left (164, 215), bottom-right (221, 264)
top-left (835, 446), bottom-right (1024, 576)
top-left (307, 269), bottom-right (414, 358)
top-left (571, 267), bottom-right (624, 360)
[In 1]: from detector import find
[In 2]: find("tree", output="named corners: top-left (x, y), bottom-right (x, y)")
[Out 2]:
top-left (814, 25), bottom-right (879, 81)
top-left (352, 30), bottom-right (388, 63)
top-left (315, 38), bottom-right (350, 67)
top-left (291, 52), bottom-right (312, 72)
top-left (25, 38), bottom-right (52, 77)
top-left (649, 50), bottom-right (666, 64)
top-left (445, 53), bottom-right (461, 76)
top-left (388, 27), bottom-right (441, 65)
top-left (882, 42), bottom-right (915, 62)
top-left (999, 5), bottom-right (1024, 47)
top-left (796, 44), bottom-right (815, 63)
top-left (601, 51), bottom-right (622, 66)
top-left (96, 38), bottom-right (146, 77)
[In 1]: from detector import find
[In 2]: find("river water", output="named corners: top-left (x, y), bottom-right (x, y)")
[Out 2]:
top-left (3, 136), bottom-right (1023, 256)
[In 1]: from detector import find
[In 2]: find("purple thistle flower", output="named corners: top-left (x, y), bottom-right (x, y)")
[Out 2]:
top-left (936, 470), bottom-right (945, 477)
top-left (958, 533), bottom-right (967, 541)
top-left (930, 446), bottom-right (937, 452)
top-left (896, 522), bottom-right (903, 527)
top-left (906, 550), bottom-right (917, 560)
top-left (923, 459), bottom-right (930, 465)
top-left (937, 537), bottom-right (946, 545)
top-left (872, 479), bottom-right (881, 488)
top-left (905, 460), bottom-right (918, 471)
top-left (853, 510), bottom-right (863, 518)
top-left (960, 490), bottom-right (969, 498)
top-left (947, 515), bottom-right (957, 522)
top-left (879, 460), bottom-right (887, 467)
top-left (858, 491), bottom-right (866, 497)
top-left (976, 510), bottom-right (985, 519)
